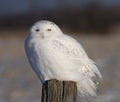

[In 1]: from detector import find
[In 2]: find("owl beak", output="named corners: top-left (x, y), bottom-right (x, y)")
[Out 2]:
top-left (41, 32), bottom-right (45, 39)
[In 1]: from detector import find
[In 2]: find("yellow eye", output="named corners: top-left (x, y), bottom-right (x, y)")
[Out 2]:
top-left (47, 29), bottom-right (52, 31)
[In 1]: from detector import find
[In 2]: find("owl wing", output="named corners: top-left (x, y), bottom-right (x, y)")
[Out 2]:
top-left (51, 34), bottom-right (102, 79)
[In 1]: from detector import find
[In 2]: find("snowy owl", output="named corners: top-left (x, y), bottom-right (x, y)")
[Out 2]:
top-left (25, 20), bottom-right (102, 98)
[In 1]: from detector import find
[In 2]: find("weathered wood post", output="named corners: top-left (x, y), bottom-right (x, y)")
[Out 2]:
top-left (41, 79), bottom-right (77, 102)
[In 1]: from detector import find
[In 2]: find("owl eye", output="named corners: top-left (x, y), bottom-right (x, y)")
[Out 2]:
top-left (47, 29), bottom-right (52, 31)
top-left (35, 28), bottom-right (40, 32)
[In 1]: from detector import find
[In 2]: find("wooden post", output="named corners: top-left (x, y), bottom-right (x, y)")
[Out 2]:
top-left (41, 79), bottom-right (77, 102)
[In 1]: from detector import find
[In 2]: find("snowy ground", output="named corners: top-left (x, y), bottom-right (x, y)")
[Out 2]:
top-left (0, 30), bottom-right (120, 102)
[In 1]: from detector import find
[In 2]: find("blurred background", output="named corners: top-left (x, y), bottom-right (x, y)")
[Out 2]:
top-left (0, 0), bottom-right (120, 102)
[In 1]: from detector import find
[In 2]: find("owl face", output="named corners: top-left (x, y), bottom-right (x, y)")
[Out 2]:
top-left (30, 20), bottom-right (62, 39)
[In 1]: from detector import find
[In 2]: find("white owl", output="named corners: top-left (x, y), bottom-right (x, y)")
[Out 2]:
top-left (25, 20), bottom-right (102, 98)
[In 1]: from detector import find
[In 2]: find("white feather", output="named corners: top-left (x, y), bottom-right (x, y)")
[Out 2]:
top-left (25, 20), bottom-right (102, 98)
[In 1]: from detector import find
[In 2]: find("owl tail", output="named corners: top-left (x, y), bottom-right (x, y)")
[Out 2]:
top-left (77, 77), bottom-right (97, 98)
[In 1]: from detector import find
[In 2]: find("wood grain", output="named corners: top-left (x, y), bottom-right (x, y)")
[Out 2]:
top-left (41, 79), bottom-right (77, 102)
